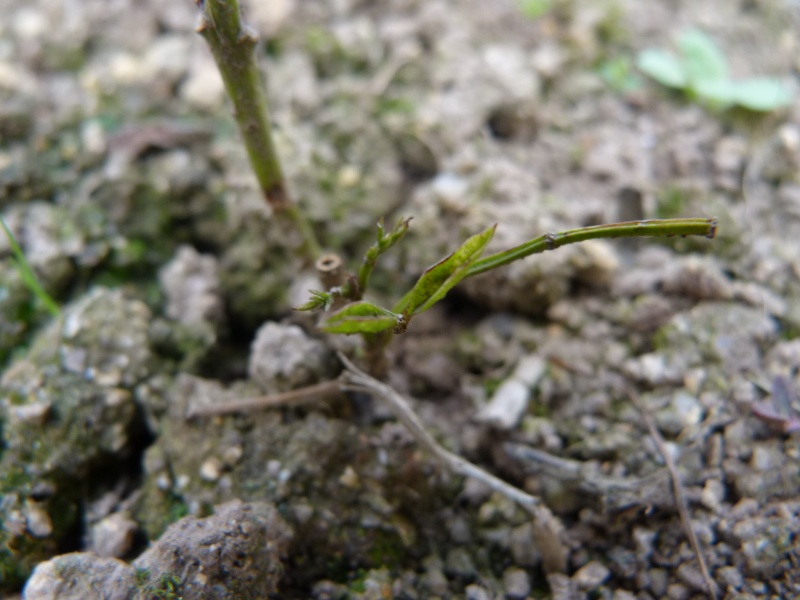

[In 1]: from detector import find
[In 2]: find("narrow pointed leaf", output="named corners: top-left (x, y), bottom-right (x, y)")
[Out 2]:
top-left (321, 301), bottom-right (399, 334)
top-left (293, 290), bottom-right (332, 312)
top-left (357, 217), bottom-right (413, 297)
top-left (1, 217), bottom-right (60, 317)
top-left (405, 225), bottom-right (496, 316)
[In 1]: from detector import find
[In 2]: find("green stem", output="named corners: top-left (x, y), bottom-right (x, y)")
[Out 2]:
top-left (197, 0), bottom-right (321, 260)
top-left (467, 217), bottom-right (717, 278)
top-left (356, 255), bottom-right (377, 300)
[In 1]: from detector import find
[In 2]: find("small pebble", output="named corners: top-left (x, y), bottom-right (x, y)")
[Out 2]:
top-left (750, 444), bottom-right (782, 471)
top-left (199, 457), bottom-right (223, 482)
top-left (221, 445), bottom-right (243, 467)
top-left (572, 560), bottom-right (610, 590)
top-left (648, 568), bottom-right (669, 597)
top-left (509, 522), bottom-right (540, 567)
top-left (666, 582), bottom-right (690, 600)
top-left (10, 401), bottom-right (51, 426)
top-left (656, 392), bottom-right (703, 435)
top-left (444, 547), bottom-right (476, 580)
top-left (476, 379), bottom-right (529, 430)
top-left (716, 565), bottom-right (744, 590)
top-left (465, 583), bottom-right (491, 600)
top-left (730, 497), bottom-right (759, 518)
top-left (338, 465), bottom-right (361, 489)
top-left (502, 567), bottom-right (530, 599)
top-left (422, 555), bottom-right (448, 596)
top-left (90, 512), bottom-right (138, 558)
top-left (700, 478), bottom-right (726, 512)
top-left (24, 501), bottom-right (53, 538)
top-left (676, 562), bottom-right (707, 592)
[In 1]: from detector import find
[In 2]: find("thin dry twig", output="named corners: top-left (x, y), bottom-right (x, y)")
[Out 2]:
top-left (504, 442), bottom-right (674, 513)
top-left (187, 379), bottom-right (343, 418)
top-left (337, 353), bottom-right (568, 573)
top-left (189, 353), bottom-right (569, 573)
top-left (631, 393), bottom-right (719, 599)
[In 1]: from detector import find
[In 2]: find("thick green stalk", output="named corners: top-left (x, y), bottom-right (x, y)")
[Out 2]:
top-left (197, 0), bottom-right (321, 259)
top-left (466, 217), bottom-right (717, 278)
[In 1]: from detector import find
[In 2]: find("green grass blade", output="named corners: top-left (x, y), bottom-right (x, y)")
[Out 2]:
top-left (1, 216), bottom-right (61, 317)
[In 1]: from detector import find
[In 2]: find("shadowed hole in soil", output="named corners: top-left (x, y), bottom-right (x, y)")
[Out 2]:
top-left (486, 103), bottom-right (538, 142)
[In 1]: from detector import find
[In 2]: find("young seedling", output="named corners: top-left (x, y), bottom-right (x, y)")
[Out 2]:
top-left (636, 28), bottom-right (793, 112)
top-left (298, 217), bottom-right (716, 375)
top-left (194, 0), bottom-right (718, 563)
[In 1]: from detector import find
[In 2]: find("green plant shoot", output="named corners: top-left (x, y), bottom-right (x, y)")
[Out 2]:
top-left (637, 28), bottom-right (793, 112)
top-left (301, 217), bottom-right (717, 343)
top-left (357, 218), bottom-right (412, 299)
top-left (196, 0), bottom-right (720, 374)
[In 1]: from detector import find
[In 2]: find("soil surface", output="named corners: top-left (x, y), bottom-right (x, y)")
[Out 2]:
top-left (1, 1), bottom-right (799, 599)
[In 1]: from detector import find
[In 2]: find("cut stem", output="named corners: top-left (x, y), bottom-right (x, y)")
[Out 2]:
top-left (467, 217), bottom-right (717, 278)
top-left (197, 0), bottom-right (321, 260)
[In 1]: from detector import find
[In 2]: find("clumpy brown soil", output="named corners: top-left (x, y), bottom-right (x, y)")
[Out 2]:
top-left (1, 0), bottom-right (799, 598)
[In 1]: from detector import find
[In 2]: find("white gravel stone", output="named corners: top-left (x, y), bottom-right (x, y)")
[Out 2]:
top-left (90, 513), bottom-right (138, 558)
top-left (573, 560), bottom-right (610, 590)
top-left (502, 566), bottom-right (531, 599)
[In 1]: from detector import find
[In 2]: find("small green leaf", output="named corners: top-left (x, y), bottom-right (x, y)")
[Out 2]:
top-left (404, 225), bottom-right (496, 316)
top-left (321, 301), bottom-right (400, 334)
top-left (731, 78), bottom-right (793, 112)
top-left (379, 217), bottom-right (412, 251)
top-left (357, 217), bottom-right (413, 297)
top-left (637, 49), bottom-right (686, 89)
top-left (597, 57), bottom-right (641, 93)
top-left (294, 290), bottom-right (332, 312)
top-left (677, 29), bottom-right (728, 85)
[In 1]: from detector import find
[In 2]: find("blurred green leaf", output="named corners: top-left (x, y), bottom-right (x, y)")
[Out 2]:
top-left (677, 29), bottom-right (728, 84)
top-left (321, 301), bottom-right (400, 334)
top-left (731, 78), bottom-right (794, 111)
top-left (693, 78), bottom-right (735, 107)
top-left (294, 290), bottom-right (332, 312)
top-left (637, 28), bottom-right (791, 114)
top-left (404, 225), bottom-right (496, 317)
top-left (637, 49), bottom-right (686, 88)
top-left (598, 57), bottom-right (641, 93)
top-left (517, 0), bottom-right (554, 19)
top-left (358, 217), bottom-right (413, 296)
